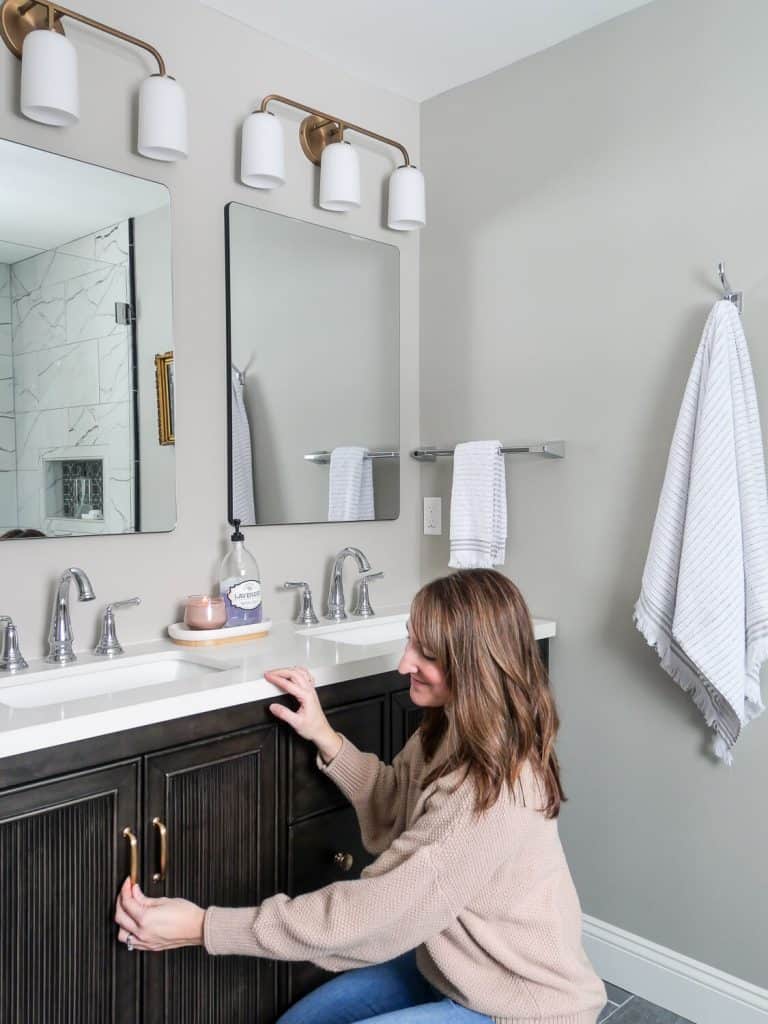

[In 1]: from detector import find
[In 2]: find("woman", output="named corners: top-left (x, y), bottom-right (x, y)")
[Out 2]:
top-left (115, 569), bottom-right (606, 1024)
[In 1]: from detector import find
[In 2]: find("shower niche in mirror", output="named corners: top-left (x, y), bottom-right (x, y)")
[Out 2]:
top-left (226, 203), bottom-right (399, 526)
top-left (0, 139), bottom-right (176, 538)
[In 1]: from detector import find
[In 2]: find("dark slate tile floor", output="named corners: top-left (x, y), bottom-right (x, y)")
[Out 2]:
top-left (598, 981), bottom-right (694, 1023)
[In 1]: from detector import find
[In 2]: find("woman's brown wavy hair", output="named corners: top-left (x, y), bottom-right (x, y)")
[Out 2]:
top-left (409, 569), bottom-right (565, 818)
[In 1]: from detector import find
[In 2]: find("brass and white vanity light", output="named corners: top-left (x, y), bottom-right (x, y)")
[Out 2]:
top-left (241, 110), bottom-right (285, 188)
top-left (0, 0), bottom-right (188, 161)
top-left (240, 94), bottom-right (425, 231)
top-left (387, 165), bottom-right (426, 231)
top-left (319, 138), bottom-right (360, 212)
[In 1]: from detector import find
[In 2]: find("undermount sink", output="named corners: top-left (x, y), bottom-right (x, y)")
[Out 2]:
top-left (298, 613), bottom-right (408, 646)
top-left (0, 651), bottom-right (229, 709)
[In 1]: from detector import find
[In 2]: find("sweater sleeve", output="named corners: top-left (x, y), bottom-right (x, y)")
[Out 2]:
top-left (203, 776), bottom-right (534, 970)
top-left (314, 733), bottom-right (418, 854)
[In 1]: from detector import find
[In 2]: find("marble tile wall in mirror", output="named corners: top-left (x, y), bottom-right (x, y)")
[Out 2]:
top-left (226, 203), bottom-right (400, 526)
top-left (0, 139), bottom-right (176, 538)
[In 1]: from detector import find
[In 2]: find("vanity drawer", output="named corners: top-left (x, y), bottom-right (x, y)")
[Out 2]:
top-left (285, 805), bottom-right (376, 1007)
top-left (288, 805), bottom-right (374, 896)
top-left (287, 695), bottom-right (386, 822)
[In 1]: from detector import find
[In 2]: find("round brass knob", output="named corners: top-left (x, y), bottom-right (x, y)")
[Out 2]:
top-left (333, 851), bottom-right (354, 872)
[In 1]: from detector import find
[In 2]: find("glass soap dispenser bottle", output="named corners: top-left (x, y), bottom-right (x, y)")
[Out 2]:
top-left (219, 520), bottom-right (263, 626)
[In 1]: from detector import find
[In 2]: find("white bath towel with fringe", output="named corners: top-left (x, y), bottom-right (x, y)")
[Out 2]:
top-left (449, 440), bottom-right (507, 568)
top-left (634, 300), bottom-right (768, 764)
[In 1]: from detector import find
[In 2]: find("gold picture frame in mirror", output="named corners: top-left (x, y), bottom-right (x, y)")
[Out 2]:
top-left (155, 352), bottom-right (175, 446)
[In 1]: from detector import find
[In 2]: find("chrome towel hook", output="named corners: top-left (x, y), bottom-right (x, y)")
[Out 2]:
top-left (718, 261), bottom-right (743, 314)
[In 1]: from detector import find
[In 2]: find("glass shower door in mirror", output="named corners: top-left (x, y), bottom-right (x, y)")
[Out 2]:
top-left (225, 203), bottom-right (399, 526)
top-left (0, 139), bottom-right (176, 538)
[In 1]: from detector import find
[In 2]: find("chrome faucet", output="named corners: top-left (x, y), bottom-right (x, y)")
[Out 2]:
top-left (0, 617), bottom-right (28, 673)
top-left (95, 598), bottom-right (141, 657)
top-left (284, 581), bottom-right (319, 626)
top-left (47, 567), bottom-right (96, 665)
top-left (326, 547), bottom-right (371, 621)
top-left (352, 571), bottom-right (384, 618)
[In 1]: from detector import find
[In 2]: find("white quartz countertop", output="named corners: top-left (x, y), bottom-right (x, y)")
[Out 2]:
top-left (0, 606), bottom-right (556, 760)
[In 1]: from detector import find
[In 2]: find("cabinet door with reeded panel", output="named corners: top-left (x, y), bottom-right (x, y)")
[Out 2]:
top-left (143, 726), bottom-right (278, 1024)
top-left (0, 761), bottom-right (140, 1024)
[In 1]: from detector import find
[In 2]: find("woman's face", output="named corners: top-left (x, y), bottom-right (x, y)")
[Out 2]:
top-left (398, 623), bottom-right (450, 707)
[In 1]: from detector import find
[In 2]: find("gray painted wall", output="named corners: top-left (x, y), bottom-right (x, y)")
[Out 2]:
top-left (0, 0), bottom-right (420, 655)
top-left (420, 0), bottom-right (768, 988)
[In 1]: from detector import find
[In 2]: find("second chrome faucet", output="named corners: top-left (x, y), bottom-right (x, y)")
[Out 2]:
top-left (47, 567), bottom-right (96, 665)
top-left (284, 546), bottom-right (383, 625)
top-left (326, 547), bottom-right (384, 621)
top-left (45, 567), bottom-right (140, 664)
top-left (326, 547), bottom-right (370, 621)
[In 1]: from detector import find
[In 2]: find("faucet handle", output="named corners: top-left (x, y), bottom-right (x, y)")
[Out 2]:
top-left (353, 571), bottom-right (384, 618)
top-left (0, 616), bottom-right (28, 673)
top-left (283, 582), bottom-right (319, 626)
top-left (95, 598), bottom-right (141, 657)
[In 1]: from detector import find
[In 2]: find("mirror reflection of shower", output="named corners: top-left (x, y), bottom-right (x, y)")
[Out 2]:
top-left (0, 139), bottom-right (177, 538)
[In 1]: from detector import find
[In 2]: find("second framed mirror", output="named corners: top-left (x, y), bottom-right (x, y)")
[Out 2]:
top-left (225, 203), bottom-right (400, 527)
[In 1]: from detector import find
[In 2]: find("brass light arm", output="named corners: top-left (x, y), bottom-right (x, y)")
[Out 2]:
top-left (259, 93), bottom-right (411, 168)
top-left (13, 0), bottom-right (166, 74)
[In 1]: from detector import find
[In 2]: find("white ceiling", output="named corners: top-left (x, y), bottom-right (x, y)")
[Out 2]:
top-left (199, 0), bottom-right (654, 102)
top-left (0, 140), bottom-right (168, 260)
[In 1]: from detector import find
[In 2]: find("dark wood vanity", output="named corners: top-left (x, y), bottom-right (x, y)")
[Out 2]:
top-left (0, 643), bottom-right (548, 1023)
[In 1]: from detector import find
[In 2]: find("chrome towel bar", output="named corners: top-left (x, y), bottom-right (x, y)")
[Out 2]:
top-left (411, 441), bottom-right (565, 461)
top-left (304, 450), bottom-right (400, 464)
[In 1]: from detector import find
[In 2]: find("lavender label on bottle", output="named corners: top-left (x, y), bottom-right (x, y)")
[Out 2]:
top-left (227, 580), bottom-right (262, 611)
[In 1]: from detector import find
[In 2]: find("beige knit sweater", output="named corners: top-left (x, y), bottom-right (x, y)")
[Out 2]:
top-left (204, 731), bottom-right (607, 1024)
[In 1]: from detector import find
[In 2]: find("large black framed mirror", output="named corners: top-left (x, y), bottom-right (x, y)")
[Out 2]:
top-left (0, 139), bottom-right (176, 539)
top-left (225, 202), bottom-right (400, 527)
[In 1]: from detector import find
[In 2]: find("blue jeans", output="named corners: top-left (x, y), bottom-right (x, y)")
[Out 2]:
top-left (276, 950), bottom-right (494, 1023)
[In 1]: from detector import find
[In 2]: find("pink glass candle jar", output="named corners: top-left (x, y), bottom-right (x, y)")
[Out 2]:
top-left (183, 595), bottom-right (227, 630)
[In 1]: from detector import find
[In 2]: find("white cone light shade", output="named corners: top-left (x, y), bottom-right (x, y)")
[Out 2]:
top-left (241, 112), bottom-right (285, 188)
top-left (138, 75), bottom-right (188, 161)
top-left (21, 30), bottom-right (79, 126)
top-left (319, 142), bottom-right (360, 212)
top-left (388, 165), bottom-right (426, 231)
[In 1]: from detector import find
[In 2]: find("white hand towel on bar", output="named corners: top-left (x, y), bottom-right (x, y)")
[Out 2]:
top-left (230, 367), bottom-right (256, 524)
top-left (634, 300), bottom-right (768, 764)
top-left (328, 447), bottom-right (375, 522)
top-left (449, 440), bottom-right (507, 569)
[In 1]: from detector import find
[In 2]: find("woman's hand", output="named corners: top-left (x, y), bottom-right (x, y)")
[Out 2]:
top-left (114, 877), bottom-right (205, 952)
top-left (265, 666), bottom-right (342, 763)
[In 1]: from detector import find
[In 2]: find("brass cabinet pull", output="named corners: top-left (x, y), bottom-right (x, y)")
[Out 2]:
top-left (122, 827), bottom-right (139, 885)
top-left (152, 817), bottom-right (168, 882)
top-left (333, 851), bottom-right (354, 872)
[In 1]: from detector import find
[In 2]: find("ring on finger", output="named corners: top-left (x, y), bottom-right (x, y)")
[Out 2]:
top-left (126, 933), bottom-right (134, 952)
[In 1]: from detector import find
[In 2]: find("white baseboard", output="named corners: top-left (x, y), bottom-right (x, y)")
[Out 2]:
top-left (583, 915), bottom-right (768, 1024)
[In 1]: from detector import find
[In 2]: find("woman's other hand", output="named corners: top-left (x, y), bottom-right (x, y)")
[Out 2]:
top-left (265, 667), bottom-right (342, 763)
top-left (115, 877), bottom-right (205, 951)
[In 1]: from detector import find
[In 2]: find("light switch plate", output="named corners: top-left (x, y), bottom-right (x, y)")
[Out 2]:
top-left (423, 497), bottom-right (442, 535)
